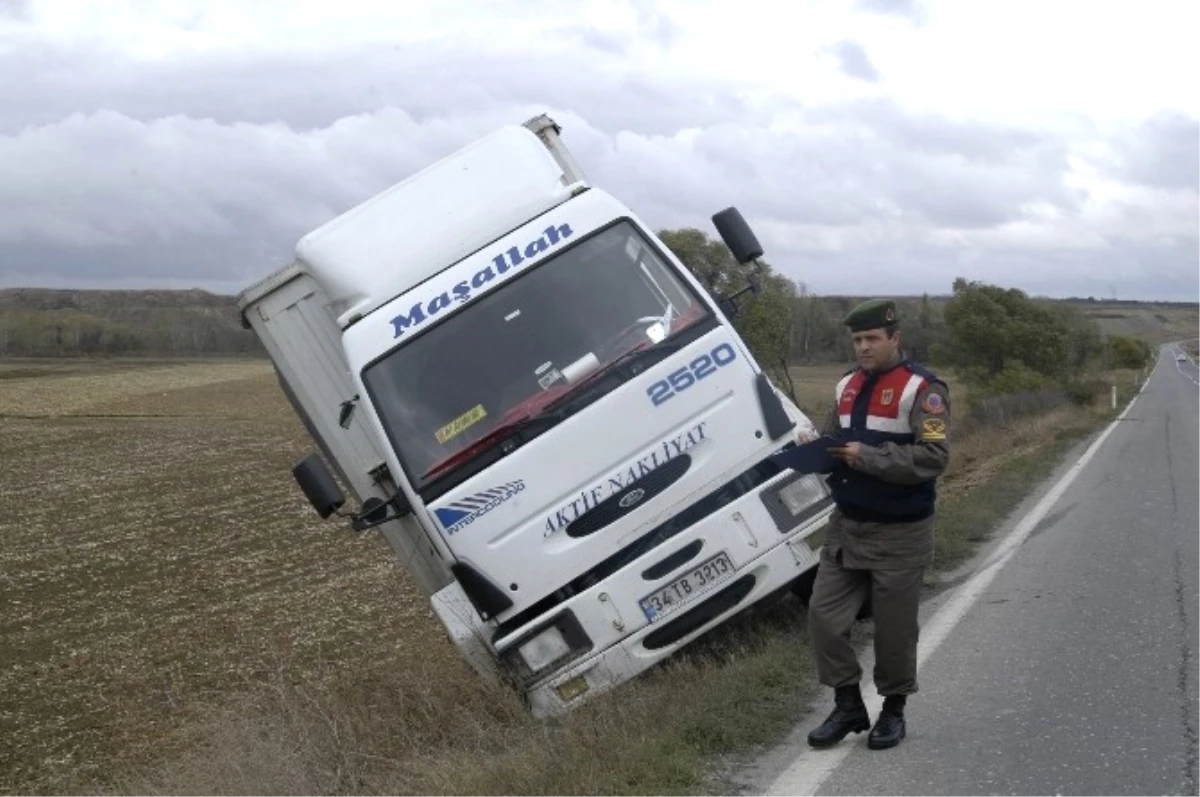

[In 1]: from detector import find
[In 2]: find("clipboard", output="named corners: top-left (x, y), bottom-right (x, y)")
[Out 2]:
top-left (769, 435), bottom-right (841, 474)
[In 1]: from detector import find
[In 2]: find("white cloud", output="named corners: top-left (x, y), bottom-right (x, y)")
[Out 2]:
top-left (0, 0), bottom-right (1195, 301)
top-left (829, 40), bottom-right (881, 83)
top-left (0, 0), bottom-right (30, 19)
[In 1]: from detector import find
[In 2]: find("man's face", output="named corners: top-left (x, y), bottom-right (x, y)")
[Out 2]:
top-left (852, 327), bottom-right (899, 371)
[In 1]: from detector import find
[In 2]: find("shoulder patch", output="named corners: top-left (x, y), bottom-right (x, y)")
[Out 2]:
top-left (905, 361), bottom-right (945, 388)
top-left (921, 418), bottom-right (947, 440)
top-left (921, 392), bottom-right (946, 415)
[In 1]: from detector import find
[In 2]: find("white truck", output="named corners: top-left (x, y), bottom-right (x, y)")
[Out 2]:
top-left (237, 114), bottom-right (833, 717)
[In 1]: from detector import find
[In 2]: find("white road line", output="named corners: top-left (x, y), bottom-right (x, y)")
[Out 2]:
top-left (1172, 343), bottom-right (1199, 386)
top-left (766, 355), bottom-right (1157, 797)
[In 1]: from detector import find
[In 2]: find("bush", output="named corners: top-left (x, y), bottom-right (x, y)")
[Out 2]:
top-left (1062, 376), bottom-right (1107, 406)
top-left (958, 388), bottom-right (1070, 435)
top-left (941, 279), bottom-right (1104, 392)
top-left (1108, 335), bottom-right (1152, 370)
top-left (973, 363), bottom-right (1058, 402)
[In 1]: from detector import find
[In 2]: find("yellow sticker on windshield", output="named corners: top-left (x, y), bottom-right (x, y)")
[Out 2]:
top-left (436, 404), bottom-right (487, 444)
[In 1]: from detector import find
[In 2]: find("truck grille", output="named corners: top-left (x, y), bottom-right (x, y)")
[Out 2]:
top-left (492, 444), bottom-right (796, 643)
top-left (566, 455), bottom-right (692, 538)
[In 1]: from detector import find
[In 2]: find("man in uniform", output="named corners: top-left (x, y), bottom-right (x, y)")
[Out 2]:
top-left (804, 298), bottom-right (951, 751)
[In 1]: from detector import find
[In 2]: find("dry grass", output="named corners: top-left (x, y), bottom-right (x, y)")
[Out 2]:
top-left (0, 360), bottom-right (456, 794)
top-left (0, 358), bottom-right (269, 417)
top-left (116, 601), bottom-right (817, 796)
top-left (940, 407), bottom-right (1078, 493)
top-left (0, 359), bottom-right (1110, 796)
top-left (786, 363), bottom-right (850, 422)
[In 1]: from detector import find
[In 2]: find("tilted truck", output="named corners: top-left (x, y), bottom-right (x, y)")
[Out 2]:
top-left (237, 114), bottom-right (834, 717)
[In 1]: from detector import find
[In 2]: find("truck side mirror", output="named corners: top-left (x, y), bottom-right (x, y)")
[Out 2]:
top-left (711, 206), bottom-right (764, 265)
top-left (293, 452), bottom-right (346, 519)
top-left (711, 206), bottom-right (767, 318)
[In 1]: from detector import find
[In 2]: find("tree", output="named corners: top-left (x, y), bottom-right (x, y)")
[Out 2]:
top-left (1108, 335), bottom-right (1152, 369)
top-left (656, 228), bottom-right (747, 298)
top-left (1061, 304), bottom-right (1103, 372)
top-left (787, 290), bottom-right (843, 364)
top-left (941, 277), bottom-right (1103, 398)
top-left (658, 227), bottom-right (799, 401)
top-left (919, 292), bottom-right (933, 329)
top-left (902, 292), bottom-right (942, 364)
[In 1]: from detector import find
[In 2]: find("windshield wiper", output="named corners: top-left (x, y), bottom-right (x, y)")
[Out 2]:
top-left (423, 411), bottom-right (563, 482)
top-left (659, 302), bottom-right (676, 337)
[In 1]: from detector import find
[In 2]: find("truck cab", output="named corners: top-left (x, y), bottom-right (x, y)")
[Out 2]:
top-left (239, 115), bottom-right (833, 716)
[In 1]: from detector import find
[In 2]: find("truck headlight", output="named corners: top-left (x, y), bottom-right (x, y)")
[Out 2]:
top-left (500, 610), bottom-right (592, 682)
top-left (518, 627), bottom-right (571, 672)
top-left (777, 474), bottom-right (827, 516)
top-left (761, 473), bottom-right (833, 533)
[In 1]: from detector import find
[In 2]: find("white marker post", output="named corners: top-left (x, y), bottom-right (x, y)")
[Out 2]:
top-left (1111, 384), bottom-right (1117, 409)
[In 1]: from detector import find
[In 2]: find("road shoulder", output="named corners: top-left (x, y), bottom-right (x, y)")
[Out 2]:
top-left (722, 426), bottom-right (1107, 795)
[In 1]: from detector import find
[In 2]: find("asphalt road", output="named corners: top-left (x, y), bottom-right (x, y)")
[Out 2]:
top-left (754, 344), bottom-right (1199, 796)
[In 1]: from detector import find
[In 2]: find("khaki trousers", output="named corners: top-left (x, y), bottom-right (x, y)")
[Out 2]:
top-left (807, 546), bottom-right (924, 696)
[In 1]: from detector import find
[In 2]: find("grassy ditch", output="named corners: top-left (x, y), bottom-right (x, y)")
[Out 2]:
top-left (116, 601), bottom-right (821, 797)
top-left (1, 361), bottom-right (1116, 796)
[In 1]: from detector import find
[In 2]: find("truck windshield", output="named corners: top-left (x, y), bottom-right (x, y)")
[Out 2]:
top-left (362, 221), bottom-right (712, 495)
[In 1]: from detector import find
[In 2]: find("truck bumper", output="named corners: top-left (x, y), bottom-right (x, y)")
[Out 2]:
top-left (512, 478), bottom-right (831, 717)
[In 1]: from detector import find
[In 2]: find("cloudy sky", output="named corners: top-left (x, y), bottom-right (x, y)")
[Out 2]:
top-left (1, 0), bottom-right (1197, 301)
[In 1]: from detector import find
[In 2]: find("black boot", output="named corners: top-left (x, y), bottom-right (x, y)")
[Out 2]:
top-left (807, 685), bottom-right (870, 748)
top-left (868, 695), bottom-right (907, 750)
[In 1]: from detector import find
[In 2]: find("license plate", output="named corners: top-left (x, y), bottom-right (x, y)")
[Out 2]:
top-left (639, 551), bottom-right (735, 622)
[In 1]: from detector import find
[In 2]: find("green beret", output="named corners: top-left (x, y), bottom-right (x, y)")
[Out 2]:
top-left (843, 298), bottom-right (899, 332)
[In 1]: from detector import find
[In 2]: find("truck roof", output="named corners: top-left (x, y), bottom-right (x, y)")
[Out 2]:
top-left (293, 124), bottom-right (582, 329)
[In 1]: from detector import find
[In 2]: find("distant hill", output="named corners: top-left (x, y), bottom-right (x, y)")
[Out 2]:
top-left (0, 286), bottom-right (1193, 360)
top-left (814, 294), bottom-right (1197, 346)
top-left (0, 288), bottom-right (263, 357)
top-left (1060, 298), bottom-right (1199, 344)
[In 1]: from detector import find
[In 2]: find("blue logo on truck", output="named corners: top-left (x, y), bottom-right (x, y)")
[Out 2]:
top-left (434, 480), bottom-right (526, 536)
top-left (390, 223), bottom-right (574, 339)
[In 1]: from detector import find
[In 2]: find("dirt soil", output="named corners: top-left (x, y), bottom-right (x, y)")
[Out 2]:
top-left (0, 360), bottom-right (460, 794)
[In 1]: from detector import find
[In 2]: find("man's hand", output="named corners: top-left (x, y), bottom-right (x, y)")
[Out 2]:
top-left (830, 442), bottom-right (863, 468)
